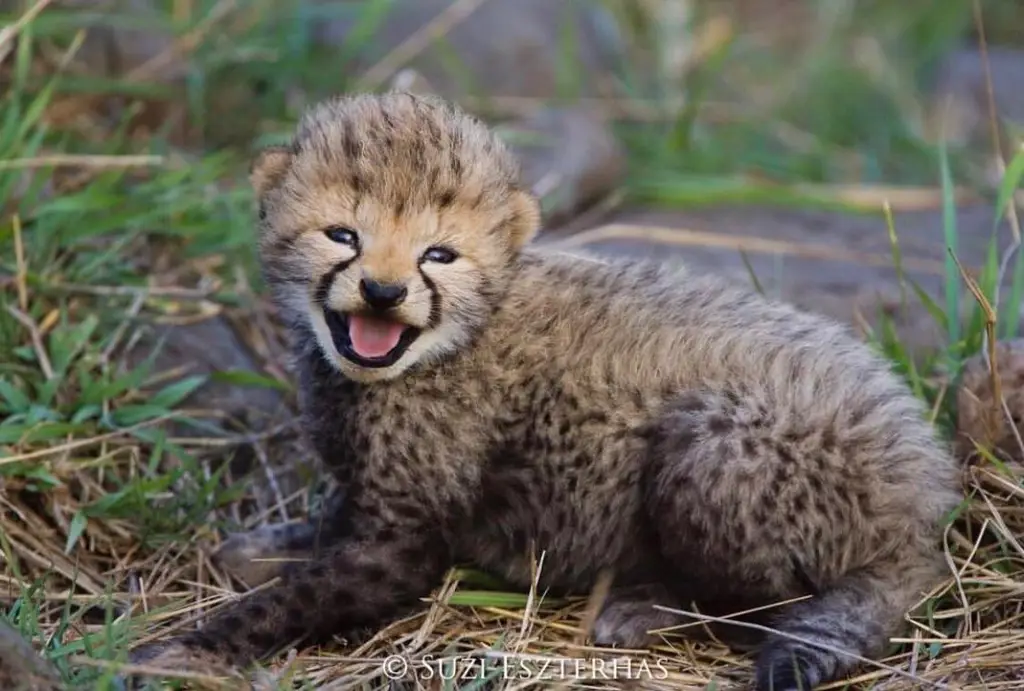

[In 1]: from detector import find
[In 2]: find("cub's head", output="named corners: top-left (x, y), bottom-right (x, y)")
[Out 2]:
top-left (251, 91), bottom-right (541, 383)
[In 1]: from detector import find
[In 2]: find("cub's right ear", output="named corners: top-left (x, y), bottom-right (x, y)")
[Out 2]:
top-left (250, 145), bottom-right (293, 198)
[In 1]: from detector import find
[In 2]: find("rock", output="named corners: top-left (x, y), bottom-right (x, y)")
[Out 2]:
top-left (24, 0), bottom-right (629, 146)
top-left (124, 313), bottom-right (288, 434)
top-left (957, 338), bottom-right (1024, 465)
top-left (503, 106), bottom-right (627, 227)
top-left (120, 310), bottom-right (313, 509)
top-left (931, 46), bottom-right (1024, 133)
top-left (5, 0), bottom-right (189, 142)
top-left (34, 0), bottom-right (627, 100)
top-left (49, 0), bottom-right (182, 80)
top-left (926, 45), bottom-right (1024, 185)
top-left (308, 0), bottom-right (628, 98)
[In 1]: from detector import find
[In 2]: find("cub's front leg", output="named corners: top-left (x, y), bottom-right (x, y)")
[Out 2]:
top-left (213, 490), bottom-right (348, 587)
top-left (128, 487), bottom-right (459, 676)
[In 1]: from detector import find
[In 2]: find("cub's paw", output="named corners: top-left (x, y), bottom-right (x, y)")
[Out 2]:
top-left (123, 640), bottom-right (242, 689)
top-left (591, 590), bottom-right (680, 649)
top-left (754, 642), bottom-right (816, 691)
top-left (214, 523), bottom-right (316, 587)
top-left (214, 532), bottom-right (287, 587)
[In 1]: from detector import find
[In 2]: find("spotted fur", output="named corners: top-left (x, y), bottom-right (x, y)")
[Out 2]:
top-left (130, 92), bottom-right (962, 691)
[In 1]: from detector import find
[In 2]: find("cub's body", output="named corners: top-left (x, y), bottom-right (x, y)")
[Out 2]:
top-left (300, 247), bottom-right (952, 598)
top-left (130, 92), bottom-right (962, 691)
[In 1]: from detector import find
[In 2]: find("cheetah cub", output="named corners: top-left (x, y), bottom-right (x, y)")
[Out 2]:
top-left (130, 92), bottom-right (962, 690)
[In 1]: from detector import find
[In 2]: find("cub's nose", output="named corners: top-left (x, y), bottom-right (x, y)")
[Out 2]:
top-left (359, 278), bottom-right (408, 310)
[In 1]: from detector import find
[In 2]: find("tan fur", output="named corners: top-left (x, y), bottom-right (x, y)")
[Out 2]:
top-left (128, 92), bottom-right (963, 691)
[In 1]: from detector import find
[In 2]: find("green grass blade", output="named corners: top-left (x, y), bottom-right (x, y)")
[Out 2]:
top-left (992, 147), bottom-right (1024, 231)
top-left (938, 139), bottom-right (961, 357)
top-left (1002, 244), bottom-right (1024, 339)
top-left (998, 149), bottom-right (1024, 339)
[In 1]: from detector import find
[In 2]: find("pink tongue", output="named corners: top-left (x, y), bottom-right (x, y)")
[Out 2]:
top-left (348, 315), bottom-right (406, 359)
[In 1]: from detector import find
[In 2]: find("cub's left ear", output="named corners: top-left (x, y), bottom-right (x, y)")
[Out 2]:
top-left (250, 145), bottom-right (293, 198)
top-left (506, 189), bottom-right (542, 251)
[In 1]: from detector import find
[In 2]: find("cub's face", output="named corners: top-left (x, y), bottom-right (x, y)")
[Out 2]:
top-left (252, 93), bottom-right (541, 383)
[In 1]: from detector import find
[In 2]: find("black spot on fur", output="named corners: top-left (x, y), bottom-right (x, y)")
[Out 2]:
top-left (294, 582), bottom-right (317, 607)
top-left (437, 188), bottom-right (456, 209)
top-left (350, 173), bottom-right (366, 195)
top-left (331, 589), bottom-right (355, 609)
top-left (449, 148), bottom-right (463, 184)
top-left (411, 138), bottom-right (426, 172)
top-left (790, 556), bottom-right (819, 595)
top-left (246, 629), bottom-right (278, 653)
top-left (285, 606), bottom-right (306, 627)
top-left (362, 563), bottom-right (388, 584)
top-left (245, 603), bottom-right (268, 620)
top-left (707, 415), bottom-right (733, 434)
top-left (188, 633), bottom-right (219, 653)
top-left (342, 119), bottom-right (360, 162)
top-left (270, 234), bottom-right (296, 256)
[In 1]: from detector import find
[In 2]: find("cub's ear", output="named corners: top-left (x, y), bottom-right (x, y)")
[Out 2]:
top-left (506, 189), bottom-right (542, 251)
top-left (249, 145), bottom-right (293, 198)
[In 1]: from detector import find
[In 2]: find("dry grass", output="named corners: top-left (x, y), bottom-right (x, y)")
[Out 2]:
top-left (3, 328), bottom-right (1024, 690)
top-left (2, 0), bottom-right (1024, 689)
top-left (6, 397), bottom-right (1024, 691)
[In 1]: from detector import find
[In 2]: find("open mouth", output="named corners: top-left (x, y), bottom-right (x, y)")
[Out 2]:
top-left (323, 308), bottom-right (421, 368)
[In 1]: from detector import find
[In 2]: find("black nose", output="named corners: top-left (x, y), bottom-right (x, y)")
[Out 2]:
top-left (359, 278), bottom-right (408, 310)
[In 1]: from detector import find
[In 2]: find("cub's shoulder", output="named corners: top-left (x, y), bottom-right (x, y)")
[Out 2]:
top-left (512, 245), bottom-right (689, 296)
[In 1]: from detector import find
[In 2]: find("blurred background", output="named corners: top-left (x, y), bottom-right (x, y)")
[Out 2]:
top-left (2, 3), bottom-right (1024, 688)
top-left (6, 0), bottom-right (1021, 167)
top-left (3, 0), bottom-right (1023, 351)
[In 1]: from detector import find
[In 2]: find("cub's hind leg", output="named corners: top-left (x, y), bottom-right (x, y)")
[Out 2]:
top-left (641, 389), bottom-right (953, 691)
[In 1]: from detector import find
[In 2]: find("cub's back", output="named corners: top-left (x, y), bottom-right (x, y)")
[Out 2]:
top-left (487, 246), bottom-right (877, 401)
top-left (474, 247), bottom-right (959, 525)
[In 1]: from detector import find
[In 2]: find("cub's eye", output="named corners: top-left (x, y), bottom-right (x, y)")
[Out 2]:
top-left (422, 246), bottom-right (458, 264)
top-left (324, 226), bottom-right (359, 247)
